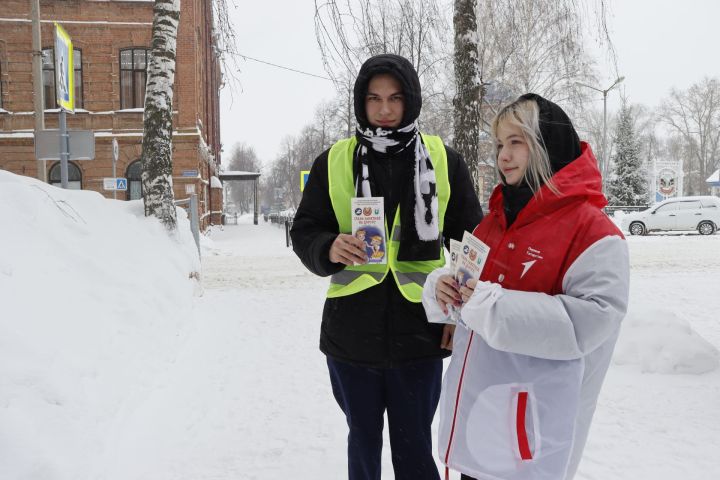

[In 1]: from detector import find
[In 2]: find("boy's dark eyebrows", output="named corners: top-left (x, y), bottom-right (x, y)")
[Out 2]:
top-left (366, 90), bottom-right (404, 97)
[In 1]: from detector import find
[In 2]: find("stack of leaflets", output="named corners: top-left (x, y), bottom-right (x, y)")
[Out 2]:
top-left (448, 231), bottom-right (491, 322)
top-left (351, 197), bottom-right (386, 265)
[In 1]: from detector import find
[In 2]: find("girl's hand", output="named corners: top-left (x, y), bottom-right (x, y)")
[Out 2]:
top-left (460, 278), bottom-right (478, 303)
top-left (435, 274), bottom-right (461, 315)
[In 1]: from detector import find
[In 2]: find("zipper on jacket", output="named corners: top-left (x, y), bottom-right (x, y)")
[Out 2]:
top-left (444, 330), bottom-right (475, 474)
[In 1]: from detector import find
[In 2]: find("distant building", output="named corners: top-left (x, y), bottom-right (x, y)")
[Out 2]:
top-left (0, 0), bottom-right (224, 226)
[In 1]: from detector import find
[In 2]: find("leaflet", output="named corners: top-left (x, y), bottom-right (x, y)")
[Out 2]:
top-left (457, 231), bottom-right (491, 286)
top-left (449, 238), bottom-right (462, 275)
top-left (351, 197), bottom-right (386, 265)
top-left (448, 239), bottom-right (463, 322)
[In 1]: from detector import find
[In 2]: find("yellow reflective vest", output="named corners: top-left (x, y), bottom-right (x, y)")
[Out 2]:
top-left (327, 134), bottom-right (450, 302)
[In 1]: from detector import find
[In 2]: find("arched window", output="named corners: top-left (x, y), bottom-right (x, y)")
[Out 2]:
top-left (126, 160), bottom-right (143, 200)
top-left (42, 47), bottom-right (83, 109)
top-left (120, 48), bottom-right (149, 109)
top-left (49, 162), bottom-right (82, 190)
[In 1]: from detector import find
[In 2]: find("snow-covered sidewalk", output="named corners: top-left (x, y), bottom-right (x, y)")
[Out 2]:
top-left (3, 173), bottom-right (718, 480)
top-left (173, 219), bottom-right (719, 479)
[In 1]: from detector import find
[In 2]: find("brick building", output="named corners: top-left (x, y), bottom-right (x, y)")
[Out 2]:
top-left (0, 0), bottom-right (224, 226)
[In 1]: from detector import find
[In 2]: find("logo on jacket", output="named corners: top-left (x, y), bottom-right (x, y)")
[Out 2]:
top-left (520, 260), bottom-right (536, 278)
top-left (521, 247), bottom-right (542, 278)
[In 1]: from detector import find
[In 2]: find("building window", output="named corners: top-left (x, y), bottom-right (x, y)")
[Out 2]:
top-left (49, 162), bottom-right (82, 190)
top-left (42, 48), bottom-right (83, 109)
top-left (126, 160), bottom-right (143, 200)
top-left (120, 48), bottom-right (149, 109)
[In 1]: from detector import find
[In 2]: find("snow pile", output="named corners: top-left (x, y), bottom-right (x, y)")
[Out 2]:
top-left (614, 307), bottom-right (720, 374)
top-left (0, 170), bottom-right (200, 480)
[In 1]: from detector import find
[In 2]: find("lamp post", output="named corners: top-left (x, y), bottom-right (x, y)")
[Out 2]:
top-left (576, 76), bottom-right (625, 188)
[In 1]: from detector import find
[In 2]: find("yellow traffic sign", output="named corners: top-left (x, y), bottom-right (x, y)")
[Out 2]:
top-left (300, 170), bottom-right (310, 191)
top-left (54, 23), bottom-right (74, 113)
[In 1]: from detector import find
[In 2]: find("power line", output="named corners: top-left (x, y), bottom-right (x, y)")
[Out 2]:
top-left (237, 52), bottom-right (332, 81)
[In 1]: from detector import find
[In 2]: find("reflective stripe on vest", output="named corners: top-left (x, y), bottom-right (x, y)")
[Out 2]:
top-left (327, 134), bottom-right (450, 302)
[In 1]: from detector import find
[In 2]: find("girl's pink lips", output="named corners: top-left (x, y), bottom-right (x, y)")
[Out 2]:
top-left (503, 167), bottom-right (518, 174)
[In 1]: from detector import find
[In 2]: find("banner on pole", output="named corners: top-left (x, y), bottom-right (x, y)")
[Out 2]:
top-left (54, 23), bottom-right (74, 113)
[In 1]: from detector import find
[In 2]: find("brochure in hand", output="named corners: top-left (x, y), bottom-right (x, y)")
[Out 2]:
top-left (351, 197), bottom-right (386, 265)
top-left (448, 239), bottom-right (463, 322)
top-left (457, 230), bottom-right (491, 287)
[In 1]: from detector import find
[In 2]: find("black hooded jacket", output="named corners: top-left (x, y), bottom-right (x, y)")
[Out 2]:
top-left (290, 54), bottom-right (483, 367)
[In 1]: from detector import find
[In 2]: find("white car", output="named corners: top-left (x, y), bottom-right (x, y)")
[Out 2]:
top-left (620, 196), bottom-right (720, 235)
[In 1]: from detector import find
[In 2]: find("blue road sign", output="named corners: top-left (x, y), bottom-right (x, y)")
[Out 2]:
top-left (116, 178), bottom-right (127, 191)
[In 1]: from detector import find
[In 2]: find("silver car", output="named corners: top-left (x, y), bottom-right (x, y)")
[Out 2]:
top-left (620, 196), bottom-right (720, 235)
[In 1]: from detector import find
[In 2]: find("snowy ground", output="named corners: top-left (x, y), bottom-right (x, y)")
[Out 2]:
top-left (2, 172), bottom-right (719, 480)
top-left (191, 218), bottom-right (720, 480)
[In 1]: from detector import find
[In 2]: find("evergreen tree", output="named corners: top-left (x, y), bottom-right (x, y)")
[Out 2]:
top-left (607, 103), bottom-right (648, 206)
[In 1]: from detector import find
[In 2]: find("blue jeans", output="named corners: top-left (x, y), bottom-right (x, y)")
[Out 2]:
top-left (327, 357), bottom-right (442, 480)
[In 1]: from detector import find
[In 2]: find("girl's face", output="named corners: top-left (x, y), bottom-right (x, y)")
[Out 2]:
top-left (496, 120), bottom-right (530, 187)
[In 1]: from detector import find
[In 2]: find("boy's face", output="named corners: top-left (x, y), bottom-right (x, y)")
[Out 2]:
top-left (365, 74), bottom-right (404, 129)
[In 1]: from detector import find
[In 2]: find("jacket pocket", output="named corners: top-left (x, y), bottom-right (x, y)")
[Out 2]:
top-left (464, 383), bottom-right (540, 472)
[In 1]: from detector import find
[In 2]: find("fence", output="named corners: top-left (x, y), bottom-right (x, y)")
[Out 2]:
top-left (605, 205), bottom-right (649, 216)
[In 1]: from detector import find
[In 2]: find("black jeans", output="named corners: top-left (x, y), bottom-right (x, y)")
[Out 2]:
top-left (327, 356), bottom-right (443, 480)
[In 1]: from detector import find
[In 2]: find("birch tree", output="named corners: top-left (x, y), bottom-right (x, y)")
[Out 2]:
top-left (658, 77), bottom-right (720, 195)
top-left (141, 0), bottom-right (181, 230)
top-left (450, 0), bottom-right (616, 200)
top-left (453, 0), bottom-right (482, 193)
top-left (314, 0), bottom-right (448, 133)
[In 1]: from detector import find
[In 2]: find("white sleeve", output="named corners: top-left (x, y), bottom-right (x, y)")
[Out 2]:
top-left (422, 267), bottom-right (456, 324)
top-left (461, 235), bottom-right (629, 360)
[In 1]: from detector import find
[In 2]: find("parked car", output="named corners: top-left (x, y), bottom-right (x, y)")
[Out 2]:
top-left (620, 196), bottom-right (720, 235)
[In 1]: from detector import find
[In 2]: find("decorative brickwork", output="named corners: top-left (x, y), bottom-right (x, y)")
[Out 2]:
top-left (0, 0), bottom-right (223, 229)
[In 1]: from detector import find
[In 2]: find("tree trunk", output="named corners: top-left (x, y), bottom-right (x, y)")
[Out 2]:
top-left (141, 0), bottom-right (181, 230)
top-left (453, 0), bottom-right (482, 194)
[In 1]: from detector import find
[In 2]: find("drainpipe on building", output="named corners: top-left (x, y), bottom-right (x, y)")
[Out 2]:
top-left (31, 0), bottom-right (46, 181)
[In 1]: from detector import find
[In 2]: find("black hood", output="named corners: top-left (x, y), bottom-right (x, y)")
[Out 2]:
top-left (354, 54), bottom-right (422, 128)
top-left (519, 93), bottom-right (581, 173)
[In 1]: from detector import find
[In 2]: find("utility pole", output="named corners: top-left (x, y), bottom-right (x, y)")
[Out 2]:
top-left (31, 0), bottom-right (46, 181)
top-left (576, 77), bottom-right (625, 191)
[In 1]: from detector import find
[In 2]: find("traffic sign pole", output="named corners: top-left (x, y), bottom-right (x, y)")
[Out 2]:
top-left (112, 138), bottom-right (118, 199)
top-left (59, 110), bottom-right (69, 188)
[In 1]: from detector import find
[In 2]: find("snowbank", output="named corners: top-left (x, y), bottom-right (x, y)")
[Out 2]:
top-left (0, 170), bottom-right (200, 480)
top-left (614, 307), bottom-right (720, 374)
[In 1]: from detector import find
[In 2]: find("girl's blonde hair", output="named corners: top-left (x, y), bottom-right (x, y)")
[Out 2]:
top-left (491, 98), bottom-right (560, 195)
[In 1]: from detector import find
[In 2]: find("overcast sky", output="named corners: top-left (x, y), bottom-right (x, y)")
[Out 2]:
top-left (218, 0), bottom-right (720, 167)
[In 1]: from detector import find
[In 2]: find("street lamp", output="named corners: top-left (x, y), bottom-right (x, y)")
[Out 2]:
top-left (575, 76), bottom-right (625, 188)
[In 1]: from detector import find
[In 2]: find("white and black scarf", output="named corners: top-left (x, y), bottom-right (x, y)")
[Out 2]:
top-left (354, 121), bottom-right (440, 253)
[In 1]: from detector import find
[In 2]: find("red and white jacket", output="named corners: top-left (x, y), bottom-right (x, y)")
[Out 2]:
top-left (423, 143), bottom-right (630, 480)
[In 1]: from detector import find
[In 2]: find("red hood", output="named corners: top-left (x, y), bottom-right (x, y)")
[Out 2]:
top-left (488, 142), bottom-right (607, 227)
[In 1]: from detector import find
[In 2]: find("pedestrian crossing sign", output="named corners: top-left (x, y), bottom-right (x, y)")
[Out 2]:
top-left (54, 23), bottom-right (74, 113)
top-left (103, 177), bottom-right (128, 191)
